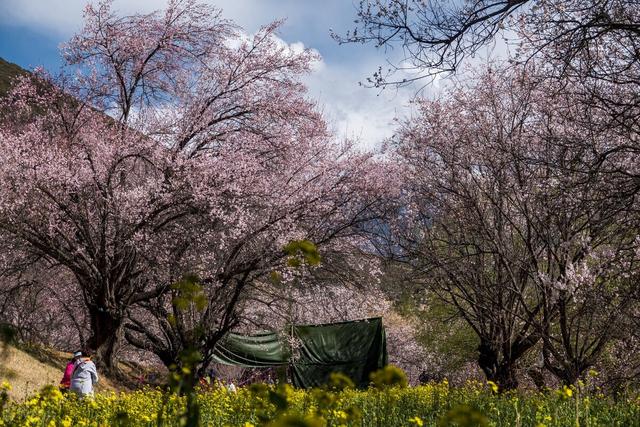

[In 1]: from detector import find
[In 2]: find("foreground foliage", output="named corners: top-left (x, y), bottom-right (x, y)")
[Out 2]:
top-left (0, 379), bottom-right (638, 427)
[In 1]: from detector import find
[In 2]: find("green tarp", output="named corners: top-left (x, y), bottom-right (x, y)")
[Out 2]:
top-left (211, 331), bottom-right (287, 367)
top-left (211, 317), bottom-right (387, 388)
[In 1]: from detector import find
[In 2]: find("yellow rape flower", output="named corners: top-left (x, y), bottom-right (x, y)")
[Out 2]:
top-left (409, 416), bottom-right (424, 426)
top-left (333, 409), bottom-right (348, 422)
top-left (25, 415), bottom-right (40, 426)
top-left (563, 385), bottom-right (573, 398)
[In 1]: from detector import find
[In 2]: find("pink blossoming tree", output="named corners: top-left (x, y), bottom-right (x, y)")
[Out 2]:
top-left (0, 0), bottom-right (394, 372)
top-left (393, 65), bottom-right (640, 389)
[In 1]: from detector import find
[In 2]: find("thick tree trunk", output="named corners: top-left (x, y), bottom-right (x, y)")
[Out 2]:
top-left (87, 307), bottom-right (124, 372)
top-left (487, 363), bottom-right (519, 390)
top-left (477, 341), bottom-right (519, 391)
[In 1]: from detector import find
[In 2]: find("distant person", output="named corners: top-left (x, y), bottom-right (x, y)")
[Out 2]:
top-left (70, 352), bottom-right (99, 397)
top-left (60, 351), bottom-right (82, 392)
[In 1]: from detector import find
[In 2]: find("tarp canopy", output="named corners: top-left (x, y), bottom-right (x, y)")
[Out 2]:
top-left (211, 331), bottom-right (287, 367)
top-left (211, 317), bottom-right (387, 388)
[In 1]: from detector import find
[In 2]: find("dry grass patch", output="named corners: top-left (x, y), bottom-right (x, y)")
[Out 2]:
top-left (0, 341), bottom-right (117, 399)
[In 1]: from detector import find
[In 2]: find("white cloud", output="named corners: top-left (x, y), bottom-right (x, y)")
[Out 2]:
top-left (264, 32), bottom-right (416, 149)
top-left (304, 57), bottom-right (417, 150)
top-left (265, 35), bottom-right (416, 149)
top-left (0, 0), bottom-right (424, 149)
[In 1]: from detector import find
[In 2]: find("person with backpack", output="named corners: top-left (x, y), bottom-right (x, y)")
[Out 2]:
top-left (59, 351), bottom-right (83, 392)
top-left (69, 352), bottom-right (99, 397)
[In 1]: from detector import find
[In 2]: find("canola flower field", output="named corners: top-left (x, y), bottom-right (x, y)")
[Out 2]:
top-left (1, 368), bottom-right (639, 427)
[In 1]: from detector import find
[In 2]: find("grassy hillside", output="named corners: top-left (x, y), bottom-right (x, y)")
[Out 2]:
top-left (0, 342), bottom-right (63, 400)
top-left (0, 341), bottom-right (118, 400)
top-left (0, 57), bottom-right (27, 96)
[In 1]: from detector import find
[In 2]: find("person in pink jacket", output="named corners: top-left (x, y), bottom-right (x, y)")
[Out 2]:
top-left (60, 351), bottom-right (82, 391)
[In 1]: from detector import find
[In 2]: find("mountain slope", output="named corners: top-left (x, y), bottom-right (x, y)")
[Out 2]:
top-left (0, 57), bottom-right (27, 96)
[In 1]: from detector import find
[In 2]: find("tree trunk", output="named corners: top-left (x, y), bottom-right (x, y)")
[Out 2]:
top-left (477, 341), bottom-right (519, 391)
top-left (545, 360), bottom-right (585, 386)
top-left (87, 307), bottom-right (124, 372)
top-left (543, 343), bottom-right (588, 386)
top-left (488, 363), bottom-right (519, 390)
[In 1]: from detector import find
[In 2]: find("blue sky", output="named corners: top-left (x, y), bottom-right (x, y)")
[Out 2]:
top-left (0, 0), bottom-right (422, 149)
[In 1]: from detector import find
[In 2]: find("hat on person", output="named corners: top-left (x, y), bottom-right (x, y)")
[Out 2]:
top-left (73, 351), bottom-right (83, 358)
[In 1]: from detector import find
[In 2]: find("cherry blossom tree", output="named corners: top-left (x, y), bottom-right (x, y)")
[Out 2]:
top-left (337, 0), bottom-right (639, 87)
top-left (122, 142), bottom-right (395, 372)
top-left (0, 0), bottom-right (394, 372)
top-left (392, 65), bottom-right (640, 389)
top-left (340, 0), bottom-right (640, 388)
top-left (393, 83), bottom-right (542, 389)
top-left (523, 74), bottom-right (640, 385)
top-left (0, 256), bottom-right (88, 350)
top-left (0, 87), bottom-right (196, 369)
